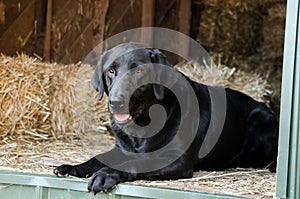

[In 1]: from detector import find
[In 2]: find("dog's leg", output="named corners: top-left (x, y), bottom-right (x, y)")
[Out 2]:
top-left (87, 162), bottom-right (193, 194)
top-left (239, 107), bottom-right (278, 172)
top-left (87, 152), bottom-right (194, 194)
top-left (138, 155), bottom-right (194, 181)
top-left (53, 157), bottom-right (104, 178)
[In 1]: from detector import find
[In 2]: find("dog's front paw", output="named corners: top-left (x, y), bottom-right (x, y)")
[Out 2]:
top-left (53, 164), bottom-right (91, 178)
top-left (88, 168), bottom-right (122, 194)
top-left (53, 164), bottom-right (74, 176)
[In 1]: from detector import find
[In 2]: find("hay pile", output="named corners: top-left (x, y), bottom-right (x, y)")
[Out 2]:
top-left (175, 60), bottom-right (271, 106)
top-left (132, 168), bottom-right (276, 198)
top-left (0, 135), bottom-right (114, 174)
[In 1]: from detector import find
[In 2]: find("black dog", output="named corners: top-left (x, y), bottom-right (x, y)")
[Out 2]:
top-left (54, 42), bottom-right (278, 194)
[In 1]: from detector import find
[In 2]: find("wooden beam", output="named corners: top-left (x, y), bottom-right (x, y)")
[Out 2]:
top-left (142, 0), bottom-right (155, 27)
top-left (178, 0), bottom-right (191, 59)
top-left (141, 0), bottom-right (155, 44)
top-left (178, 0), bottom-right (191, 35)
top-left (93, 0), bottom-right (109, 55)
top-left (43, 0), bottom-right (53, 61)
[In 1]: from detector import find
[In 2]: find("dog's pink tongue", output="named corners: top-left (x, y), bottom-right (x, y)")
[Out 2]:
top-left (114, 113), bottom-right (131, 122)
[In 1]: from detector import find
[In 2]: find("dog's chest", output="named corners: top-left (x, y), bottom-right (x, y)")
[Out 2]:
top-left (130, 137), bottom-right (148, 153)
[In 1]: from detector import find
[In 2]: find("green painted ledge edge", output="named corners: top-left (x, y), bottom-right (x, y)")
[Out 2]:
top-left (0, 170), bottom-right (246, 199)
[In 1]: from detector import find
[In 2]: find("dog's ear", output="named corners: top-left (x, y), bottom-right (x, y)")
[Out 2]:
top-left (91, 64), bottom-right (104, 100)
top-left (149, 49), bottom-right (172, 101)
top-left (149, 49), bottom-right (172, 68)
top-left (91, 53), bottom-right (108, 101)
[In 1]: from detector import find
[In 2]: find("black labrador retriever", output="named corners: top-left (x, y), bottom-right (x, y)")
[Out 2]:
top-left (54, 42), bottom-right (278, 194)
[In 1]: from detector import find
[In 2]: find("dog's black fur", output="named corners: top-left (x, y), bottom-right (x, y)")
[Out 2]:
top-left (54, 42), bottom-right (278, 194)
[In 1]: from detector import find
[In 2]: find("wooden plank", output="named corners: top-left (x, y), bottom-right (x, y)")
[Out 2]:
top-left (105, 0), bottom-right (142, 38)
top-left (0, 0), bottom-right (32, 34)
top-left (153, 0), bottom-right (178, 64)
top-left (51, 1), bottom-right (93, 62)
top-left (142, 0), bottom-right (154, 27)
top-left (52, 0), bottom-right (71, 16)
top-left (51, 1), bottom-right (79, 61)
top-left (0, 1), bottom-right (5, 25)
top-left (155, 0), bottom-right (177, 27)
top-left (93, 0), bottom-right (109, 48)
top-left (89, 0), bottom-right (109, 65)
top-left (141, 0), bottom-right (155, 44)
top-left (0, 0), bottom-right (35, 55)
top-left (60, 21), bottom-right (94, 64)
top-left (43, 0), bottom-right (52, 61)
top-left (33, 0), bottom-right (46, 57)
top-left (178, 0), bottom-right (191, 59)
top-left (178, 0), bottom-right (191, 35)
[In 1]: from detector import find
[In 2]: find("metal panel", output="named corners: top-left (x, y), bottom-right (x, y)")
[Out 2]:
top-left (0, 184), bottom-right (39, 198)
top-left (276, 0), bottom-right (300, 198)
top-left (287, 9), bottom-right (300, 197)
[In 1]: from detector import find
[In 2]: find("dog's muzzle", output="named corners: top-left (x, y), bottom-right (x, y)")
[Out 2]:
top-left (109, 97), bottom-right (133, 124)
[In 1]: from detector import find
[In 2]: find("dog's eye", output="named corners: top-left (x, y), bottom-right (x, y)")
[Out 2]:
top-left (108, 68), bottom-right (115, 74)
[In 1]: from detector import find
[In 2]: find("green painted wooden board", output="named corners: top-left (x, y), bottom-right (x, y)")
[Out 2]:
top-left (276, 0), bottom-right (300, 199)
top-left (0, 171), bottom-right (245, 199)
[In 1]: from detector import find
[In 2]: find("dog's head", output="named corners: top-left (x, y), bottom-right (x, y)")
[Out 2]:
top-left (91, 42), bottom-right (173, 126)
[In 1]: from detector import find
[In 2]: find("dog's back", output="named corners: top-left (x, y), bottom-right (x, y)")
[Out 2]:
top-left (192, 83), bottom-right (278, 172)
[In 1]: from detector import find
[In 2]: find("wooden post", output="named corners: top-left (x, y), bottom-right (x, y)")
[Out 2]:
top-left (178, 0), bottom-right (191, 59)
top-left (141, 0), bottom-right (155, 45)
top-left (178, 0), bottom-right (191, 35)
top-left (44, 0), bottom-right (53, 61)
top-left (93, 0), bottom-right (109, 47)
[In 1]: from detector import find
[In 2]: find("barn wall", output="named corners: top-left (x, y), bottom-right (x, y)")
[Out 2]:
top-left (0, 0), bottom-right (187, 64)
top-left (0, 0), bottom-right (285, 66)
top-left (0, 0), bottom-right (286, 114)
top-left (0, 0), bottom-right (43, 56)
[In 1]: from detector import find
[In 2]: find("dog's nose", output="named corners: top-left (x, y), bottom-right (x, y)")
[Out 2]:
top-left (109, 97), bottom-right (125, 108)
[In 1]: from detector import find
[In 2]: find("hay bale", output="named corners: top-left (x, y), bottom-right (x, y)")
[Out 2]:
top-left (198, 0), bottom-right (264, 59)
top-left (259, 2), bottom-right (286, 60)
top-left (197, 0), bottom-right (285, 115)
top-left (197, 0), bottom-right (285, 57)
top-left (0, 54), bottom-right (109, 142)
top-left (0, 55), bottom-right (52, 139)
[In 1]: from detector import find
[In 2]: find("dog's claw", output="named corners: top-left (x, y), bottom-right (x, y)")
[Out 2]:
top-left (87, 168), bottom-right (121, 194)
